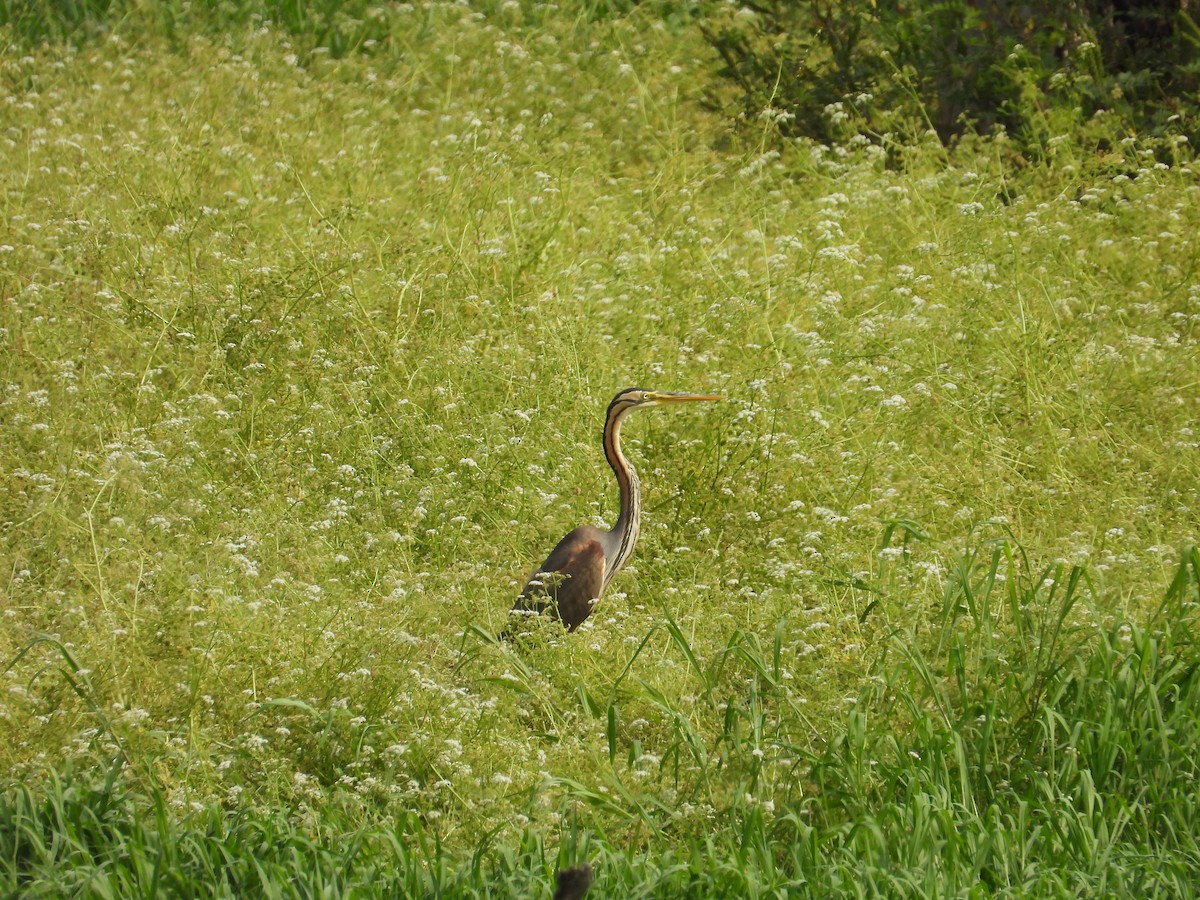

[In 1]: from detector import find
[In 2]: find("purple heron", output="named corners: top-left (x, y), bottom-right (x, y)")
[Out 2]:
top-left (507, 388), bottom-right (720, 634)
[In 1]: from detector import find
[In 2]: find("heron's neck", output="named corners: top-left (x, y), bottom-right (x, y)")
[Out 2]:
top-left (603, 409), bottom-right (640, 585)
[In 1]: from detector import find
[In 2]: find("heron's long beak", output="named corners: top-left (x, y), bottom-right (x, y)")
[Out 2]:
top-left (648, 392), bottom-right (722, 403)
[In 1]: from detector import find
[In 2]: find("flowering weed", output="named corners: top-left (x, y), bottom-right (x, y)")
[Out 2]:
top-left (1, 5), bottom-right (1199, 895)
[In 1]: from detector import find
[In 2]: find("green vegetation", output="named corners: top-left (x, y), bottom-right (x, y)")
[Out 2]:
top-left (3, 2), bottom-right (1199, 895)
top-left (701, 0), bottom-right (1200, 155)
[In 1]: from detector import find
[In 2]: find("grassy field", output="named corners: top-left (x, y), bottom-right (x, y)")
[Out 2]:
top-left (3, 3), bottom-right (1200, 896)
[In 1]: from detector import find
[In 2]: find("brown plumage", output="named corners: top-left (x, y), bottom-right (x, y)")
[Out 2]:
top-left (552, 864), bottom-right (593, 900)
top-left (514, 530), bottom-right (605, 632)
top-left (507, 389), bottom-right (719, 636)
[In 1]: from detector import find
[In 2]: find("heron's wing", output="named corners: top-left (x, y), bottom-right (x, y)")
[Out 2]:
top-left (513, 528), bottom-right (606, 632)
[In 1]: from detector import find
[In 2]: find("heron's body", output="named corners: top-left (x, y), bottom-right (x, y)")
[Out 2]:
top-left (509, 388), bottom-right (718, 634)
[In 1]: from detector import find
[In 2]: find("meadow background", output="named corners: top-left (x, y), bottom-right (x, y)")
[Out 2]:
top-left (2, 1), bottom-right (1199, 896)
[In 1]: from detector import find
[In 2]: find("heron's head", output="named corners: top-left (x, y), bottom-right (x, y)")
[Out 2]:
top-left (609, 388), bottom-right (722, 413)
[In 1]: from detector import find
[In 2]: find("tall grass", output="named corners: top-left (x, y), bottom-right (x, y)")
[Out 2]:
top-left (3, 0), bottom-right (402, 56)
top-left (4, 547), bottom-right (1198, 895)
top-left (2, 2), bottom-right (1199, 895)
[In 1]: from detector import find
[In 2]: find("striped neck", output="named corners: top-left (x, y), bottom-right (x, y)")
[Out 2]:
top-left (602, 402), bottom-right (641, 586)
